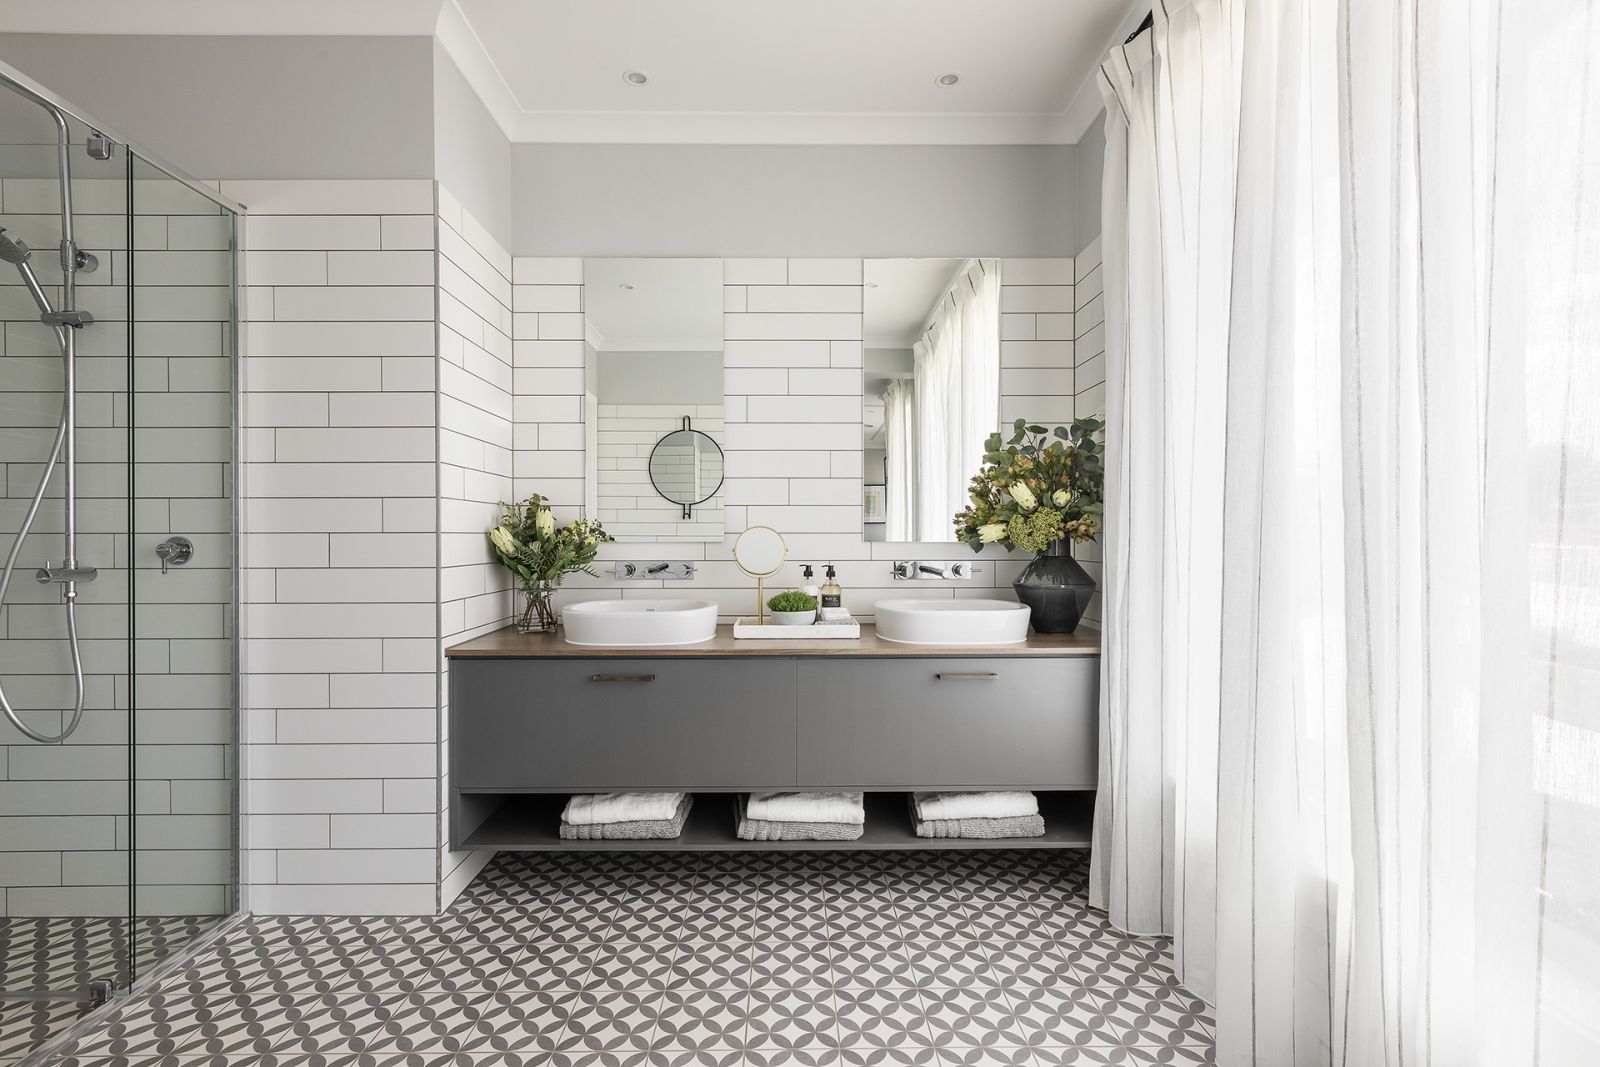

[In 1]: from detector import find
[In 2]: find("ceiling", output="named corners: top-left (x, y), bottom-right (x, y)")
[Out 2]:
top-left (0, 0), bottom-right (1141, 144)
top-left (864, 258), bottom-right (966, 349)
top-left (583, 258), bottom-right (724, 351)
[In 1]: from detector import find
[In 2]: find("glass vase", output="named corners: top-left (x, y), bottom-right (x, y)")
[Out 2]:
top-left (515, 581), bottom-right (559, 634)
top-left (1012, 538), bottom-right (1097, 634)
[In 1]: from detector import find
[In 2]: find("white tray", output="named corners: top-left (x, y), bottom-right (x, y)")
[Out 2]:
top-left (733, 616), bottom-right (861, 639)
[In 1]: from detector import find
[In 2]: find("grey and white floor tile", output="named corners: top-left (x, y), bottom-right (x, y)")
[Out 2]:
top-left (1, 914), bottom-right (222, 1064)
top-left (29, 850), bottom-right (1214, 1067)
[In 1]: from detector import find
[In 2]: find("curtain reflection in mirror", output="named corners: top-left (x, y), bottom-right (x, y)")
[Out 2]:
top-left (882, 259), bottom-right (1000, 541)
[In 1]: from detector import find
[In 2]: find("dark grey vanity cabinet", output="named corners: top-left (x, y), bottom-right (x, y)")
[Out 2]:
top-left (452, 657), bottom-right (797, 791)
top-left (446, 628), bottom-right (1101, 852)
top-left (795, 658), bottom-right (1098, 789)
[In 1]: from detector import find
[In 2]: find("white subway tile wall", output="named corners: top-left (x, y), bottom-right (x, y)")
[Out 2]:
top-left (230, 179), bottom-right (442, 915)
top-left (434, 186), bottom-right (513, 907)
top-left (1073, 236), bottom-right (1105, 626)
top-left (510, 258), bottom-right (1080, 621)
top-left (0, 174), bottom-right (235, 919)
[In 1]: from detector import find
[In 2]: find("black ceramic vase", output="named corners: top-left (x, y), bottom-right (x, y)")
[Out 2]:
top-left (1013, 538), bottom-right (1095, 634)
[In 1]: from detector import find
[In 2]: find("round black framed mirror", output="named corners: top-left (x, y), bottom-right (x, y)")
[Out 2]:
top-left (648, 417), bottom-right (725, 519)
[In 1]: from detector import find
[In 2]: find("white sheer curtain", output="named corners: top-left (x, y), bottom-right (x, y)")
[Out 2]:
top-left (911, 329), bottom-right (952, 540)
top-left (882, 378), bottom-right (916, 541)
top-left (909, 260), bottom-right (1000, 541)
top-left (1092, 0), bottom-right (1600, 1063)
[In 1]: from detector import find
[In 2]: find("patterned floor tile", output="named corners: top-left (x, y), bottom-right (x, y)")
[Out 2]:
top-left (833, 988), bottom-right (930, 1051)
top-left (30, 849), bottom-right (1214, 1067)
top-left (651, 989), bottom-right (748, 1052)
top-left (826, 940), bottom-right (916, 989)
top-left (917, 988), bottom-right (1029, 1050)
top-left (899, 941), bottom-right (996, 988)
top-left (555, 989), bottom-right (661, 1054)
top-left (744, 989), bottom-right (841, 1051)
top-left (1001, 983), bottom-right (1123, 1051)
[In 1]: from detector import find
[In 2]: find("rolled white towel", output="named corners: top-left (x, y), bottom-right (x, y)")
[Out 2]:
top-left (913, 790), bottom-right (1038, 822)
top-left (563, 792), bottom-right (686, 826)
top-left (746, 790), bottom-right (865, 825)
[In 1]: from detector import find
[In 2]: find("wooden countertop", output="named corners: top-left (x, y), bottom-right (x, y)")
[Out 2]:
top-left (445, 623), bottom-right (1100, 658)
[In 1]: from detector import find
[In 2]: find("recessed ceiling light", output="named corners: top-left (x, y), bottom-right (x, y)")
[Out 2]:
top-left (623, 70), bottom-right (649, 86)
top-left (618, 283), bottom-right (635, 290)
top-left (935, 72), bottom-right (961, 87)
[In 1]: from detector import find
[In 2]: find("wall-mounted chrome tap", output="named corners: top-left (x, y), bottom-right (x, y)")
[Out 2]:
top-left (617, 561), bottom-right (697, 581)
top-left (892, 560), bottom-right (973, 581)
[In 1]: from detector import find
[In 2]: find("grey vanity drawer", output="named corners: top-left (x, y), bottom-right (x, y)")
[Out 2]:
top-left (795, 657), bottom-right (1097, 789)
top-left (452, 658), bottom-right (798, 790)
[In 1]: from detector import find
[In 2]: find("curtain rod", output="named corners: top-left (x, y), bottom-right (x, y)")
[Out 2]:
top-left (917, 258), bottom-right (988, 344)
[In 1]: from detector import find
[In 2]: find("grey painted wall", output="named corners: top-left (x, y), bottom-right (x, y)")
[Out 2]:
top-left (0, 35), bottom-right (434, 180)
top-left (512, 144), bottom-right (1081, 257)
top-left (1073, 113), bottom-right (1106, 251)
top-left (432, 40), bottom-right (511, 240)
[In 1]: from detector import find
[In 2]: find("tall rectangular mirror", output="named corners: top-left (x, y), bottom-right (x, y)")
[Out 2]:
top-left (582, 258), bottom-right (725, 542)
top-left (862, 258), bottom-right (1000, 541)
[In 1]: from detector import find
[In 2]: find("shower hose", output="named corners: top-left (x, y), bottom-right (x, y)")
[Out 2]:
top-left (0, 324), bottom-right (86, 745)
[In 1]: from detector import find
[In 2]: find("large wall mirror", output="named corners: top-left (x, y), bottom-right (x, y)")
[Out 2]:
top-left (862, 258), bottom-right (1000, 542)
top-left (583, 258), bottom-right (725, 542)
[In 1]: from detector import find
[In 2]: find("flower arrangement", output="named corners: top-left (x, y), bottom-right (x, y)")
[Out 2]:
top-left (488, 493), bottom-right (613, 632)
top-left (955, 417), bottom-right (1105, 554)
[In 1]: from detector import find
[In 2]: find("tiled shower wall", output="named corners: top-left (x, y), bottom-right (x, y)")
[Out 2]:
top-left (0, 173), bottom-right (233, 919)
top-left (434, 187), bottom-right (512, 906)
top-left (511, 257), bottom-right (1078, 620)
top-left (230, 179), bottom-right (442, 915)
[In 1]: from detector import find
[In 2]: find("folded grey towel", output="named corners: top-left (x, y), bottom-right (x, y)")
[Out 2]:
top-left (736, 796), bottom-right (863, 841)
top-left (909, 796), bottom-right (1045, 839)
top-left (560, 794), bottom-right (693, 840)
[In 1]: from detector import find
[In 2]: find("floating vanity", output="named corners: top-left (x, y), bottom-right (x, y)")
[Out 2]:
top-left (446, 623), bottom-right (1101, 852)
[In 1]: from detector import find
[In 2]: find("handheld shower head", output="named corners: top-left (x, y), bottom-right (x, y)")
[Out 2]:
top-left (0, 226), bottom-right (33, 264)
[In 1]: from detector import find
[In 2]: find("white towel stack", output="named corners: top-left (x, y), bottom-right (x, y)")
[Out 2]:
top-left (736, 790), bottom-right (865, 841)
top-left (910, 791), bottom-right (1045, 839)
top-left (559, 792), bottom-right (692, 840)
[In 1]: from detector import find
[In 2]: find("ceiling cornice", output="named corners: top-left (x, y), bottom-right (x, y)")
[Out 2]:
top-left (1058, 3), bottom-right (1149, 143)
top-left (433, 0), bottom-right (520, 139)
top-left (512, 110), bottom-right (1079, 146)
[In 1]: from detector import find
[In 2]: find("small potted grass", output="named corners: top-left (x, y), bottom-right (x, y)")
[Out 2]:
top-left (766, 589), bottom-right (817, 626)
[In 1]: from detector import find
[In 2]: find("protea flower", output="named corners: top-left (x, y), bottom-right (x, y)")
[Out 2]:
top-left (978, 523), bottom-right (1008, 543)
top-left (534, 508), bottom-right (555, 538)
top-left (1052, 489), bottom-right (1070, 508)
top-left (488, 525), bottom-right (516, 555)
top-left (1008, 482), bottom-right (1038, 511)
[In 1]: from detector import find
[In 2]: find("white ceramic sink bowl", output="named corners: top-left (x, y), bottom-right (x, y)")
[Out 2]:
top-left (562, 599), bottom-right (719, 648)
top-left (874, 598), bottom-right (1031, 646)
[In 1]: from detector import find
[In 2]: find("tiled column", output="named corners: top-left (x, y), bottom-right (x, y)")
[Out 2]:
top-left (229, 179), bottom-right (441, 915)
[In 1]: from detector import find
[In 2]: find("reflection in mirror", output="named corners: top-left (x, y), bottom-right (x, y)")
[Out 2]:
top-left (648, 419), bottom-right (725, 517)
top-left (862, 259), bottom-right (1000, 542)
top-left (583, 258), bottom-right (724, 542)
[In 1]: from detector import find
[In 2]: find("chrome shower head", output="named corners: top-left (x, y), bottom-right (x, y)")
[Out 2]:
top-left (0, 226), bottom-right (32, 265)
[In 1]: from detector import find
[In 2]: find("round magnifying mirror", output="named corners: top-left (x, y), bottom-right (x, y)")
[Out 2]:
top-left (648, 422), bottom-right (724, 518)
top-left (733, 525), bottom-right (787, 577)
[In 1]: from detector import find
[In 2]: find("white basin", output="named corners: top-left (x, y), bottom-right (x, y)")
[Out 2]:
top-left (562, 599), bottom-right (719, 648)
top-left (874, 598), bottom-right (1031, 646)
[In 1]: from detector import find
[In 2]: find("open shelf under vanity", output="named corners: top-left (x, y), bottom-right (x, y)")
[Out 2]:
top-left (455, 790), bottom-right (1094, 853)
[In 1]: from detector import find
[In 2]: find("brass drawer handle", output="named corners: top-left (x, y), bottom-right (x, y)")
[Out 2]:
top-left (590, 674), bottom-right (656, 683)
top-left (935, 672), bottom-right (999, 681)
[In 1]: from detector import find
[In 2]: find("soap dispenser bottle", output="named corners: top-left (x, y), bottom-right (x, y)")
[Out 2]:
top-left (820, 563), bottom-right (844, 617)
top-left (801, 565), bottom-right (821, 622)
